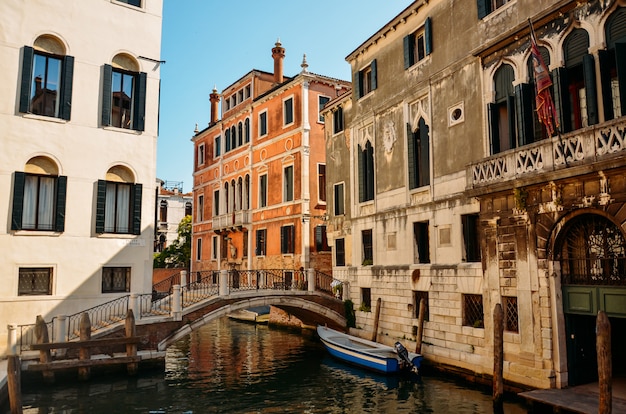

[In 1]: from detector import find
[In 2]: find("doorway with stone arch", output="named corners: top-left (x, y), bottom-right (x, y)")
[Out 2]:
top-left (555, 212), bottom-right (626, 386)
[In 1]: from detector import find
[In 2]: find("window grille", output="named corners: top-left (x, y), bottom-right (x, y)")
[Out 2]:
top-left (504, 296), bottom-right (519, 332)
top-left (463, 294), bottom-right (484, 328)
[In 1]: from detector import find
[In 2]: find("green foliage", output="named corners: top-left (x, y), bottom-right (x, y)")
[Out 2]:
top-left (344, 299), bottom-right (356, 328)
top-left (153, 215), bottom-right (191, 269)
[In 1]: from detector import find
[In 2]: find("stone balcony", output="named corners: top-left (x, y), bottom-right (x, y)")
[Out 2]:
top-left (466, 118), bottom-right (626, 194)
top-left (212, 210), bottom-right (251, 230)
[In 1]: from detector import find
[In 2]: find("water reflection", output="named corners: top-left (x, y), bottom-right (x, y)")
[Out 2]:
top-left (15, 318), bottom-right (528, 413)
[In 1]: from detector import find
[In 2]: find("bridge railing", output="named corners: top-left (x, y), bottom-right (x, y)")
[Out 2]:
top-left (152, 272), bottom-right (182, 298)
top-left (65, 295), bottom-right (130, 340)
top-left (181, 271), bottom-right (220, 308)
top-left (139, 292), bottom-right (172, 317)
top-left (18, 320), bottom-right (53, 352)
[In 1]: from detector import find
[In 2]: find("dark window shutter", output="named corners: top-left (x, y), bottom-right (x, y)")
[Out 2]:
top-left (598, 49), bottom-right (614, 121)
top-left (225, 129), bottom-right (231, 151)
top-left (370, 59), bottom-right (377, 91)
top-left (425, 17), bottom-right (432, 55)
top-left (60, 55), bottom-right (74, 121)
top-left (515, 83), bottom-right (534, 146)
top-left (315, 226), bottom-right (323, 251)
top-left (101, 64), bottom-right (113, 127)
top-left (55, 176), bottom-right (67, 232)
top-left (419, 118), bottom-right (430, 186)
top-left (11, 172), bottom-right (26, 230)
top-left (132, 183), bottom-right (143, 235)
top-left (582, 54), bottom-right (598, 125)
top-left (95, 180), bottom-right (107, 233)
top-left (615, 42), bottom-right (626, 116)
top-left (19, 46), bottom-right (34, 114)
top-left (407, 123), bottom-right (416, 189)
top-left (354, 70), bottom-right (361, 99)
top-left (551, 67), bottom-right (570, 133)
top-left (134, 72), bottom-right (147, 131)
top-left (404, 35), bottom-right (413, 69)
top-left (280, 227), bottom-right (286, 253)
top-left (507, 95), bottom-right (516, 149)
top-left (488, 103), bottom-right (500, 154)
top-left (477, 0), bottom-right (490, 19)
top-left (358, 145), bottom-right (365, 202)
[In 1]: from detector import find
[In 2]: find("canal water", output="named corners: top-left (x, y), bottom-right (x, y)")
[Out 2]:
top-left (16, 318), bottom-right (529, 413)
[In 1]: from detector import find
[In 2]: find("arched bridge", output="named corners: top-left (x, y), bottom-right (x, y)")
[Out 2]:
top-left (14, 269), bottom-right (347, 355)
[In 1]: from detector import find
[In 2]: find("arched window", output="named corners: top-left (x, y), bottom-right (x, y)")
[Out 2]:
top-left (230, 125), bottom-right (236, 149)
top-left (559, 214), bottom-right (626, 286)
top-left (102, 53), bottom-right (146, 131)
top-left (407, 117), bottom-right (430, 189)
top-left (225, 129), bottom-right (231, 152)
top-left (238, 122), bottom-right (243, 147)
top-left (230, 180), bottom-right (236, 212)
top-left (244, 118), bottom-right (250, 143)
top-left (489, 64), bottom-right (516, 154)
top-left (185, 201), bottom-right (192, 216)
top-left (244, 174), bottom-right (250, 209)
top-left (526, 46), bottom-right (553, 142)
top-left (358, 141), bottom-right (374, 202)
top-left (223, 182), bottom-right (229, 213)
top-left (237, 177), bottom-right (243, 211)
top-left (601, 7), bottom-right (626, 121)
top-left (96, 165), bottom-right (142, 235)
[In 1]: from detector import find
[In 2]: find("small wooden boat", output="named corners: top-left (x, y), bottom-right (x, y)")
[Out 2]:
top-left (317, 326), bottom-right (422, 375)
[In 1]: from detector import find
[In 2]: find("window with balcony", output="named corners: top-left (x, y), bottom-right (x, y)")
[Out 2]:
top-left (354, 59), bottom-right (377, 98)
top-left (488, 64), bottom-right (516, 154)
top-left (213, 190), bottom-right (220, 216)
top-left (403, 18), bottom-right (432, 69)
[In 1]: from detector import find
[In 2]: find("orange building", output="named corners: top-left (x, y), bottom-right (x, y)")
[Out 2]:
top-left (191, 41), bottom-right (350, 277)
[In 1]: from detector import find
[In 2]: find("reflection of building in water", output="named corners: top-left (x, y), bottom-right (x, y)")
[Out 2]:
top-left (155, 179), bottom-right (192, 252)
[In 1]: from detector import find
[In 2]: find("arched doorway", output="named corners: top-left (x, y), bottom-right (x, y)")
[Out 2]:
top-left (557, 213), bottom-right (626, 385)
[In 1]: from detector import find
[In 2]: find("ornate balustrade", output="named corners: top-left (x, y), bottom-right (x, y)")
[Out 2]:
top-left (212, 210), bottom-right (251, 230)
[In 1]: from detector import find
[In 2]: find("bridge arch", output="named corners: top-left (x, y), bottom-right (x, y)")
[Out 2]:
top-left (158, 292), bottom-right (346, 351)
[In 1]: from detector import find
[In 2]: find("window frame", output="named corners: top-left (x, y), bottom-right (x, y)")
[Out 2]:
top-left (403, 18), bottom-right (432, 69)
top-left (255, 228), bottom-right (267, 256)
top-left (283, 165), bottom-right (294, 202)
top-left (318, 95), bottom-right (330, 122)
top-left (259, 173), bottom-right (268, 208)
top-left (11, 172), bottom-right (67, 232)
top-left (354, 59), bottom-right (377, 99)
top-left (197, 194), bottom-right (204, 222)
top-left (18, 267), bottom-right (53, 296)
top-left (362, 229), bottom-right (373, 265)
top-left (283, 96), bottom-right (294, 126)
top-left (317, 164), bottom-right (326, 204)
top-left (196, 237), bottom-right (202, 261)
top-left (333, 107), bottom-right (344, 134)
top-left (95, 179), bottom-right (142, 235)
top-left (413, 221), bottom-right (430, 264)
top-left (335, 238), bottom-right (346, 266)
top-left (101, 64), bottom-right (146, 131)
top-left (259, 110), bottom-right (268, 137)
top-left (101, 266), bottom-right (131, 293)
top-left (197, 143), bottom-right (205, 167)
top-left (214, 135), bottom-right (221, 158)
top-left (333, 182), bottom-right (345, 216)
top-left (280, 224), bottom-right (295, 254)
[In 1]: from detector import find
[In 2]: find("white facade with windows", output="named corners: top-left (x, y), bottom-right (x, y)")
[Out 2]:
top-left (0, 0), bottom-right (162, 356)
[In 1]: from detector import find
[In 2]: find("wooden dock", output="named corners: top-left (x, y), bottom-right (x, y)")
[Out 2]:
top-left (519, 377), bottom-right (626, 413)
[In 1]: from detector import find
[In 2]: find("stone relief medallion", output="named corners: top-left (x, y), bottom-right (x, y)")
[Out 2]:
top-left (383, 119), bottom-right (396, 154)
top-left (234, 160), bottom-right (239, 170)
top-left (244, 155), bottom-right (250, 167)
top-left (285, 138), bottom-right (293, 151)
top-left (260, 149), bottom-right (267, 161)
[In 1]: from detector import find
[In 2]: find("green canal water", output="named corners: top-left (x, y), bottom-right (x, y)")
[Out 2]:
top-left (13, 318), bottom-right (529, 413)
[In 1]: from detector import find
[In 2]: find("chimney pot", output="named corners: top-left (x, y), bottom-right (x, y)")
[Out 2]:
top-left (272, 39), bottom-right (285, 84)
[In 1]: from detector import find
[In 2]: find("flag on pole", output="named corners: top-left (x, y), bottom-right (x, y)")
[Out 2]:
top-left (529, 20), bottom-right (559, 137)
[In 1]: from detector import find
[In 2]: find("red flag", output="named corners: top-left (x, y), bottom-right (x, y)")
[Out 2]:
top-left (529, 21), bottom-right (559, 137)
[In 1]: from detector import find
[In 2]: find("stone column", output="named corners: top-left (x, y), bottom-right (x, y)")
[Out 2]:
top-left (307, 268), bottom-right (315, 292)
top-left (172, 285), bottom-right (182, 321)
top-left (219, 270), bottom-right (229, 296)
top-left (7, 324), bottom-right (17, 356)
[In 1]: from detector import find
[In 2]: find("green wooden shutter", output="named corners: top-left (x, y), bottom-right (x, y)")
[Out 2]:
top-left (506, 96), bottom-right (516, 149)
top-left (280, 226), bottom-right (286, 254)
top-left (583, 54), bottom-right (598, 125)
top-left (552, 67), bottom-right (570, 133)
top-left (132, 183), bottom-right (143, 235)
top-left (407, 123), bottom-right (416, 189)
top-left (54, 176), bottom-right (67, 232)
top-left (134, 72), bottom-right (147, 131)
top-left (101, 64), bottom-right (113, 127)
top-left (19, 46), bottom-right (34, 114)
top-left (515, 83), bottom-right (534, 146)
top-left (353, 70), bottom-right (361, 99)
top-left (95, 180), bottom-right (107, 233)
top-left (419, 118), bottom-right (430, 187)
top-left (370, 59), bottom-right (377, 91)
top-left (60, 56), bottom-right (74, 120)
top-left (425, 17), bottom-right (432, 55)
top-left (358, 145), bottom-right (365, 202)
top-left (615, 42), bottom-right (626, 117)
top-left (488, 103), bottom-right (500, 154)
top-left (598, 50), bottom-right (615, 121)
top-left (477, 0), bottom-right (490, 19)
top-left (11, 172), bottom-right (26, 230)
top-left (404, 35), bottom-right (413, 69)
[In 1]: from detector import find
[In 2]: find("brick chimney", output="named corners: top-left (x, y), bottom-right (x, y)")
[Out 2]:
top-left (272, 39), bottom-right (285, 84)
top-left (209, 87), bottom-right (220, 124)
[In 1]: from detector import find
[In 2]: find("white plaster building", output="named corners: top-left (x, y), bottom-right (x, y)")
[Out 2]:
top-left (155, 179), bottom-right (192, 252)
top-left (0, 0), bottom-right (163, 356)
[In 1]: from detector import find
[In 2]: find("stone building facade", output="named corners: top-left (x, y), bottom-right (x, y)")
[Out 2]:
top-left (0, 0), bottom-right (162, 356)
top-left (155, 179), bottom-right (192, 252)
top-left (323, 0), bottom-right (626, 389)
top-left (191, 42), bottom-right (350, 278)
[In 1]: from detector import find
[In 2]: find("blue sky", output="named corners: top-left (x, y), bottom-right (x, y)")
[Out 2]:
top-left (157, 1), bottom-right (413, 191)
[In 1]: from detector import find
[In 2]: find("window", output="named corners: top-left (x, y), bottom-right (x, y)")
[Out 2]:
top-left (116, 0), bottom-right (141, 6)
top-left (358, 141), bottom-right (375, 202)
top-left (413, 291), bottom-right (429, 321)
top-left (463, 294), bottom-right (484, 328)
top-left (230, 125), bottom-right (236, 149)
top-left (403, 18), bottom-right (432, 69)
top-left (18, 267), bottom-right (52, 296)
top-left (362, 229), bottom-right (373, 265)
top-left (318, 164), bottom-right (326, 203)
top-left (244, 118), bottom-right (250, 143)
top-left (283, 165), bottom-right (294, 202)
top-left (159, 200), bottom-right (167, 223)
top-left (354, 59), bottom-right (377, 98)
top-left (259, 174), bottom-right (267, 208)
top-left (318, 95), bottom-right (330, 122)
top-left (333, 107), bottom-right (344, 133)
top-left (462, 214), bottom-right (481, 262)
top-left (315, 225), bottom-right (330, 251)
top-left (488, 64), bottom-right (516, 154)
top-left (212, 236), bottom-right (218, 260)
top-left (214, 136), bottom-right (221, 157)
top-left (213, 190), bottom-right (220, 216)
top-left (11, 170), bottom-right (67, 232)
top-left (102, 267), bottom-right (130, 293)
top-left (259, 111), bottom-right (268, 136)
top-left (102, 58), bottom-right (146, 131)
top-left (600, 9), bottom-right (626, 121)
top-left (523, 46), bottom-right (553, 144)
top-left (238, 122), bottom-right (243, 147)
top-left (96, 179), bottom-right (142, 235)
top-left (185, 202), bottom-right (192, 216)
top-left (284, 97), bottom-right (294, 125)
top-left (335, 238), bottom-right (346, 266)
top-left (243, 230), bottom-right (248, 258)
top-left (361, 288), bottom-right (372, 311)
top-left (255, 229), bottom-right (266, 256)
top-left (245, 85), bottom-right (251, 99)
top-left (225, 129), bottom-right (231, 152)
top-left (477, 0), bottom-right (513, 19)
top-left (413, 222), bottom-right (430, 264)
top-left (504, 296), bottom-right (519, 333)
top-left (407, 118), bottom-right (430, 189)
top-left (281, 225), bottom-right (295, 254)
top-left (197, 144), bottom-right (205, 166)
top-left (196, 237), bottom-right (202, 261)
top-left (197, 195), bottom-right (204, 221)
top-left (334, 183), bottom-right (345, 216)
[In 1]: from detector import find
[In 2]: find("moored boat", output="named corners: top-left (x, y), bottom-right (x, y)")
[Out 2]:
top-left (317, 325), bottom-right (422, 375)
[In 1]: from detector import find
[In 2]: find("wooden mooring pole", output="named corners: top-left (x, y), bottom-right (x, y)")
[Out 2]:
top-left (35, 315), bottom-right (54, 383)
top-left (493, 303), bottom-right (504, 411)
top-left (597, 310), bottom-right (612, 414)
top-left (7, 355), bottom-right (22, 414)
top-left (125, 309), bottom-right (138, 375)
top-left (78, 312), bottom-right (92, 381)
top-left (415, 298), bottom-right (426, 354)
top-left (371, 298), bottom-right (382, 342)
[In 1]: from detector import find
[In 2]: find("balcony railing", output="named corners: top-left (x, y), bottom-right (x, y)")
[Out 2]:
top-left (467, 119), bottom-right (626, 188)
top-left (212, 210), bottom-right (251, 229)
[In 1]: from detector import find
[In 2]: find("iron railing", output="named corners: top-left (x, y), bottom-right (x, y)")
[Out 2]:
top-left (19, 320), bottom-right (52, 352)
top-left (66, 295), bottom-right (130, 340)
top-left (181, 271), bottom-right (219, 308)
top-left (152, 272), bottom-right (182, 297)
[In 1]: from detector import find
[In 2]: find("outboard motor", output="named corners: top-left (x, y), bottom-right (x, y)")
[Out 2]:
top-left (394, 341), bottom-right (418, 374)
